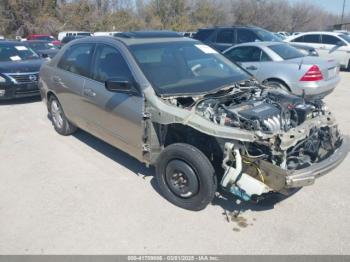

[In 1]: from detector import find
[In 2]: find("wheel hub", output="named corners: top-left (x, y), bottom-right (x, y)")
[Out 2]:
top-left (51, 100), bottom-right (64, 129)
top-left (165, 160), bottom-right (199, 198)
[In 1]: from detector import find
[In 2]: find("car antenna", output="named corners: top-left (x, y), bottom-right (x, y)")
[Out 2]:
top-left (298, 57), bottom-right (304, 70)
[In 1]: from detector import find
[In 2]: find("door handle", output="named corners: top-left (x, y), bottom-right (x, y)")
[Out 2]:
top-left (83, 88), bottom-right (96, 97)
top-left (246, 65), bottom-right (258, 70)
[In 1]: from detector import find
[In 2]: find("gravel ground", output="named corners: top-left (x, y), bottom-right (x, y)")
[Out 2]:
top-left (0, 72), bottom-right (349, 255)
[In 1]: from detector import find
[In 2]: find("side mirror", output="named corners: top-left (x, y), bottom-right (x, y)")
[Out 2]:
top-left (105, 78), bottom-right (137, 94)
top-left (41, 53), bottom-right (49, 58)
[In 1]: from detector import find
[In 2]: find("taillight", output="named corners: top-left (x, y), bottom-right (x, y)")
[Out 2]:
top-left (300, 65), bottom-right (323, 81)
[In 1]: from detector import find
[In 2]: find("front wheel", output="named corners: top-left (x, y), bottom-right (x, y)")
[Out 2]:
top-left (155, 143), bottom-right (217, 211)
top-left (49, 96), bottom-right (77, 136)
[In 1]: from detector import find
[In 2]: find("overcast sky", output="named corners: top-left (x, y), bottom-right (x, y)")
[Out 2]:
top-left (288, 0), bottom-right (347, 15)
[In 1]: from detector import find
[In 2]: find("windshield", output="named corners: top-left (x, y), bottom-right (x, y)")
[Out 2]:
top-left (339, 34), bottom-right (350, 43)
top-left (0, 43), bottom-right (40, 62)
top-left (269, 43), bottom-right (304, 60)
top-left (254, 29), bottom-right (282, 42)
top-left (27, 42), bottom-right (58, 51)
top-left (129, 41), bottom-right (249, 96)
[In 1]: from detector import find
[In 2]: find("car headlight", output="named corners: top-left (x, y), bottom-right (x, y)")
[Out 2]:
top-left (0, 75), bottom-right (7, 83)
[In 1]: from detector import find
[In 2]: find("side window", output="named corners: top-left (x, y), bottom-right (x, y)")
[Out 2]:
top-left (216, 30), bottom-right (234, 44)
top-left (57, 43), bottom-right (95, 77)
top-left (303, 34), bottom-right (321, 44)
top-left (92, 44), bottom-right (133, 83)
top-left (292, 36), bottom-right (304, 42)
top-left (225, 46), bottom-right (263, 62)
top-left (237, 29), bottom-right (260, 44)
top-left (322, 35), bottom-right (341, 45)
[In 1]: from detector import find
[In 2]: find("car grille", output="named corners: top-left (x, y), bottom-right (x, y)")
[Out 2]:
top-left (6, 72), bottom-right (39, 84)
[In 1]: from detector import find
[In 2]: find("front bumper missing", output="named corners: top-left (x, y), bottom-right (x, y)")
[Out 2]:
top-left (285, 135), bottom-right (349, 188)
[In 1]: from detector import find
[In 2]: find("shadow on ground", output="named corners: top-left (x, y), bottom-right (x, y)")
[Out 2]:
top-left (73, 129), bottom-right (300, 214)
top-left (0, 96), bottom-right (41, 105)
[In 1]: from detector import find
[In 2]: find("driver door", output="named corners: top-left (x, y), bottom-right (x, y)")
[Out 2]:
top-left (81, 43), bottom-right (144, 159)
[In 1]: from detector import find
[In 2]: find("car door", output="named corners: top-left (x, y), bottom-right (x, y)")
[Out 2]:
top-left (81, 43), bottom-right (143, 159)
top-left (321, 34), bottom-right (348, 66)
top-left (212, 29), bottom-right (235, 52)
top-left (297, 34), bottom-right (324, 56)
top-left (54, 43), bottom-right (95, 127)
top-left (224, 46), bottom-right (265, 80)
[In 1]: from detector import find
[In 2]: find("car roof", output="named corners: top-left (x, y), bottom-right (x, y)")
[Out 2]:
top-left (25, 40), bottom-right (51, 43)
top-left (29, 34), bottom-right (51, 36)
top-left (69, 31), bottom-right (196, 46)
top-left (287, 31), bottom-right (345, 40)
top-left (0, 40), bottom-right (28, 45)
top-left (198, 25), bottom-right (261, 30)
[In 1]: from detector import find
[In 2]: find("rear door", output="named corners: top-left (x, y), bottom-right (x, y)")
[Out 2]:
top-left (212, 29), bottom-right (235, 52)
top-left (54, 43), bottom-right (95, 126)
top-left (224, 46), bottom-right (270, 80)
top-left (81, 43), bottom-right (143, 158)
top-left (236, 28), bottom-right (261, 44)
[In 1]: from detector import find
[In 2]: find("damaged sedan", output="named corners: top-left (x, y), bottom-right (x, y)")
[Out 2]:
top-left (39, 31), bottom-right (348, 211)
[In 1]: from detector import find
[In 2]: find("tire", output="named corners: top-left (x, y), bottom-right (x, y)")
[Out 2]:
top-left (264, 80), bottom-right (290, 92)
top-left (49, 96), bottom-right (77, 136)
top-left (155, 143), bottom-right (217, 211)
top-left (346, 60), bottom-right (350, 72)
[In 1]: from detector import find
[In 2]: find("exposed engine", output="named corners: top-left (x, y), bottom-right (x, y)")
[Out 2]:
top-left (169, 84), bottom-right (342, 172)
top-left (195, 88), bottom-right (317, 134)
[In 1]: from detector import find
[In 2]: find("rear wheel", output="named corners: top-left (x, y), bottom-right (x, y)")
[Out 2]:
top-left (264, 80), bottom-right (290, 92)
top-left (155, 143), bottom-right (217, 211)
top-left (49, 96), bottom-right (77, 136)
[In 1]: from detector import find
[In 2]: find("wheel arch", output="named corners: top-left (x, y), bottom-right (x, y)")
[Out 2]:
top-left (263, 77), bottom-right (291, 91)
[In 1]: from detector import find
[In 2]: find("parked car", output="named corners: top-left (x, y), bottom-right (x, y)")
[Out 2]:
top-left (222, 42), bottom-right (339, 99)
top-left (0, 41), bottom-right (44, 100)
top-left (27, 34), bottom-right (61, 47)
top-left (286, 31), bottom-right (350, 70)
top-left (25, 40), bottom-right (59, 59)
top-left (58, 31), bottom-right (92, 41)
top-left (61, 35), bottom-right (89, 45)
top-left (277, 31), bottom-right (290, 37)
top-left (194, 26), bottom-right (281, 52)
top-left (39, 32), bottom-right (347, 211)
top-left (180, 32), bottom-right (196, 38)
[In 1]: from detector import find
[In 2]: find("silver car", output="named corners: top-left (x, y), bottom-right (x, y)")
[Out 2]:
top-left (223, 42), bottom-right (340, 99)
top-left (39, 33), bottom-right (348, 211)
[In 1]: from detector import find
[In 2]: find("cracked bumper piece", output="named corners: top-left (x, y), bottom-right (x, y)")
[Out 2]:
top-left (285, 135), bottom-right (349, 188)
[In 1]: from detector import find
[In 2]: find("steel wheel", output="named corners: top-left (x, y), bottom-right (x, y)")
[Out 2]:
top-left (165, 159), bottom-right (199, 198)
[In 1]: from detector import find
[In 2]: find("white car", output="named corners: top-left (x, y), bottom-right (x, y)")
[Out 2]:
top-left (57, 31), bottom-right (92, 41)
top-left (286, 32), bottom-right (350, 70)
top-left (93, 31), bottom-right (120, 37)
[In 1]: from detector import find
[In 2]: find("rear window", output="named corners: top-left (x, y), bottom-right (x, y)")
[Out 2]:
top-left (193, 29), bottom-right (214, 41)
top-left (339, 34), bottom-right (350, 43)
top-left (269, 44), bottom-right (304, 60)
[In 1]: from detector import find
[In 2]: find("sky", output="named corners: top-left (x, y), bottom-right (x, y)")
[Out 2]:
top-left (288, 0), bottom-right (347, 15)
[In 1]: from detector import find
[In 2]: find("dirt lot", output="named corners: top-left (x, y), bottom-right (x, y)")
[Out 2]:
top-left (0, 72), bottom-right (350, 255)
